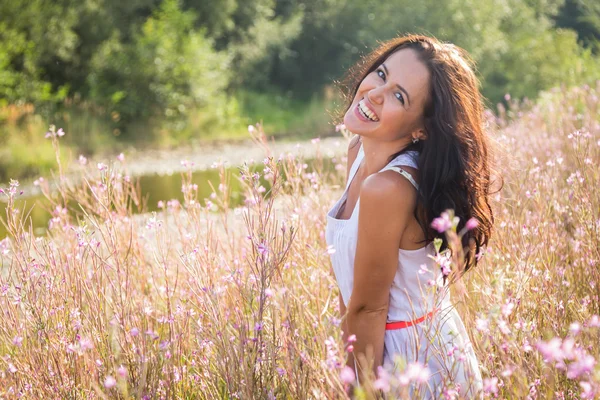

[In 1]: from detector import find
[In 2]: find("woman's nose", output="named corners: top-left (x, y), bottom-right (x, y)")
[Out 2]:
top-left (367, 86), bottom-right (384, 105)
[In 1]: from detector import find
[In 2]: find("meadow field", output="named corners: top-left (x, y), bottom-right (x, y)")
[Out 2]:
top-left (0, 82), bottom-right (599, 399)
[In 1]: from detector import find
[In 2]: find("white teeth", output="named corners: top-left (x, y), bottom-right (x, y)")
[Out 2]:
top-left (358, 100), bottom-right (378, 121)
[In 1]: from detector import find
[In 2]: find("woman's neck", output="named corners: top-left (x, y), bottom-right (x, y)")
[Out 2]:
top-left (359, 136), bottom-right (413, 176)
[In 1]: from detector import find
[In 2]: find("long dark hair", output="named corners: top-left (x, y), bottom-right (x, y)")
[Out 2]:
top-left (335, 34), bottom-right (502, 274)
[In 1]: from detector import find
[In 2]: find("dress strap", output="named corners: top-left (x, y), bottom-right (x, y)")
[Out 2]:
top-left (344, 141), bottom-right (364, 191)
top-left (386, 166), bottom-right (419, 191)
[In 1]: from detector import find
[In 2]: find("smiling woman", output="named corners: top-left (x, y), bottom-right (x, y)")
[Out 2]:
top-left (326, 34), bottom-right (501, 398)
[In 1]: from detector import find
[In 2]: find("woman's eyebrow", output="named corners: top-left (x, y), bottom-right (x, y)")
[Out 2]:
top-left (382, 63), bottom-right (411, 107)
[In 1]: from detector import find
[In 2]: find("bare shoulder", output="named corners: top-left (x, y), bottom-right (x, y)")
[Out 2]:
top-left (359, 169), bottom-right (418, 219)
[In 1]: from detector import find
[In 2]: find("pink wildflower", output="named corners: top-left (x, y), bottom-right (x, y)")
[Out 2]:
top-left (340, 366), bottom-right (355, 384)
top-left (117, 365), bottom-right (127, 378)
top-left (465, 217), bottom-right (479, 230)
top-left (483, 377), bottom-right (498, 394)
top-left (403, 362), bottom-right (430, 384)
top-left (104, 375), bottom-right (116, 389)
top-left (567, 355), bottom-right (596, 379)
top-left (431, 211), bottom-right (455, 233)
top-left (374, 366), bottom-right (391, 392)
top-left (12, 336), bottom-right (23, 347)
top-left (475, 318), bottom-right (489, 333)
top-left (580, 381), bottom-right (597, 399)
top-left (257, 243), bottom-right (268, 256)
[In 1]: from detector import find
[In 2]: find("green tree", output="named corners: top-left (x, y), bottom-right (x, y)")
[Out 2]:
top-left (555, 0), bottom-right (600, 51)
top-left (88, 0), bottom-right (231, 137)
top-left (0, 0), bottom-right (79, 105)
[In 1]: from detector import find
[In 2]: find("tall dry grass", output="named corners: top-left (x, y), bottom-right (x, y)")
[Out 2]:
top-left (0, 82), bottom-right (599, 399)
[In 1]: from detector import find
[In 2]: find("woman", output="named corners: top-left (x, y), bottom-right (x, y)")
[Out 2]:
top-left (326, 34), bottom-right (497, 398)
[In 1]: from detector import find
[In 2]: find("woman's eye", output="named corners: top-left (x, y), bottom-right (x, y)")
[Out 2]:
top-left (395, 93), bottom-right (405, 104)
top-left (376, 68), bottom-right (404, 105)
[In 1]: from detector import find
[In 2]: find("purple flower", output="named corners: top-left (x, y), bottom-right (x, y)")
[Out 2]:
top-left (483, 377), bottom-right (498, 394)
top-left (465, 217), bottom-right (479, 230)
top-left (536, 337), bottom-right (572, 363)
top-left (257, 243), bottom-right (268, 256)
top-left (44, 125), bottom-right (66, 139)
top-left (435, 253), bottom-right (452, 276)
top-left (117, 365), bottom-right (127, 378)
top-left (431, 211), bottom-right (455, 233)
top-left (104, 375), bottom-right (116, 389)
top-left (403, 362), bottom-right (430, 384)
top-left (567, 355), bottom-right (596, 379)
top-left (340, 366), bottom-right (355, 384)
top-left (374, 366), bottom-right (390, 392)
top-left (335, 123), bottom-right (346, 132)
top-left (79, 337), bottom-right (94, 351)
top-left (501, 301), bottom-right (514, 317)
top-left (580, 381), bottom-right (597, 399)
top-left (475, 318), bottom-right (489, 333)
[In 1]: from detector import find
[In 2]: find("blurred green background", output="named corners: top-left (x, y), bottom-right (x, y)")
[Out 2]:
top-left (1, 0), bottom-right (599, 182)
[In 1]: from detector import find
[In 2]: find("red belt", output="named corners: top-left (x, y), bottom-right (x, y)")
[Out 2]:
top-left (385, 309), bottom-right (438, 330)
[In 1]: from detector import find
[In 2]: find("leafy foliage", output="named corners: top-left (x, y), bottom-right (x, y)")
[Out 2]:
top-left (88, 0), bottom-right (231, 137)
top-left (0, 0), bottom-right (599, 146)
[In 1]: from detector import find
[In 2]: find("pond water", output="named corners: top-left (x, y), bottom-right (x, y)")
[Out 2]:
top-left (0, 157), bottom-right (335, 239)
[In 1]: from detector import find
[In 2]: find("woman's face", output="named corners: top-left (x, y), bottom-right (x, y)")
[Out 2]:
top-left (343, 48), bottom-right (431, 142)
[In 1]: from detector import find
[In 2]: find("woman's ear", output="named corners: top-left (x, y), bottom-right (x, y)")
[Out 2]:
top-left (412, 128), bottom-right (427, 141)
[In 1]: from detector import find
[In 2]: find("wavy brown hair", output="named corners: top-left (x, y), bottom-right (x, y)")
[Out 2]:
top-left (335, 34), bottom-right (502, 275)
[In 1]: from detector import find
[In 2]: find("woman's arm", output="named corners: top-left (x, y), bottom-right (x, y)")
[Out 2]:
top-left (345, 169), bottom-right (418, 384)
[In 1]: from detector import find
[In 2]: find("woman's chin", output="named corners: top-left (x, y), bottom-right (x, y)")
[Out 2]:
top-left (343, 115), bottom-right (367, 135)
top-left (343, 121), bottom-right (371, 136)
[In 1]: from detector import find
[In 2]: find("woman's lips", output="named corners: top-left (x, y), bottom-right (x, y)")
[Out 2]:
top-left (354, 102), bottom-right (374, 122)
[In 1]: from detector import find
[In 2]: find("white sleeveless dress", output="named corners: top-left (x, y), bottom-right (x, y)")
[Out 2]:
top-left (325, 143), bottom-right (483, 398)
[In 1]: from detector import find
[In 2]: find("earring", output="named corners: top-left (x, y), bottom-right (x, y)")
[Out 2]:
top-left (412, 137), bottom-right (419, 144)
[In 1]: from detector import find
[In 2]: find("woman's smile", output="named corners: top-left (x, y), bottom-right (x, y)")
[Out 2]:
top-left (353, 99), bottom-right (379, 123)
